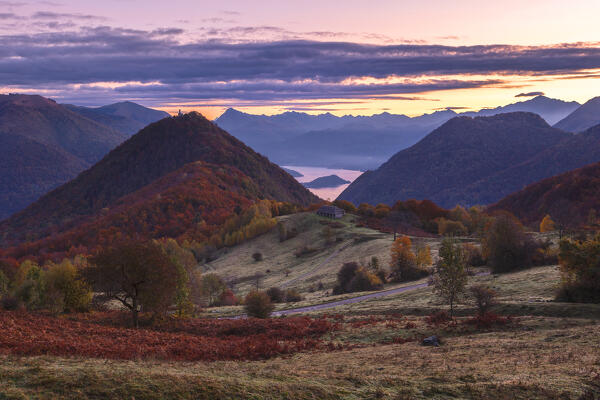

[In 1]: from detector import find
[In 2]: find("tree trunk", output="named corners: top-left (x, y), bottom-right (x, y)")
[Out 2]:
top-left (132, 297), bottom-right (139, 329)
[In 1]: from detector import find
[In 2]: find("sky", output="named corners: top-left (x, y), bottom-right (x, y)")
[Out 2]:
top-left (1, 0), bottom-right (600, 118)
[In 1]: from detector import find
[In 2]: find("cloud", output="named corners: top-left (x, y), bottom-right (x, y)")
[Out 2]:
top-left (31, 11), bottom-right (106, 20)
top-left (436, 106), bottom-right (470, 110)
top-left (0, 1), bottom-right (27, 7)
top-left (152, 28), bottom-right (185, 36)
top-left (515, 91), bottom-right (545, 97)
top-left (1, 27), bottom-right (600, 106)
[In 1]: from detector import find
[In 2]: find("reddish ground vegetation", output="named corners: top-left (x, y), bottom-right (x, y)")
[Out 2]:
top-left (348, 314), bottom-right (404, 328)
top-left (0, 311), bottom-right (338, 362)
top-left (464, 312), bottom-right (512, 329)
top-left (425, 311), bottom-right (452, 326)
top-left (390, 336), bottom-right (416, 344)
top-left (404, 321), bottom-right (417, 329)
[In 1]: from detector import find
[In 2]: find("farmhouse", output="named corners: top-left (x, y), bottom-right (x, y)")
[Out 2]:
top-left (316, 205), bottom-right (345, 219)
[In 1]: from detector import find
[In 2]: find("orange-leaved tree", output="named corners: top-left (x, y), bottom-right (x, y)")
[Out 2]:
top-left (539, 214), bottom-right (556, 233)
top-left (390, 236), bottom-right (427, 282)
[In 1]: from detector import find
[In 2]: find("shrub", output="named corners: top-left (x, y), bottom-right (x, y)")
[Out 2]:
top-left (374, 204), bottom-right (391, 218)
top-left (465, 312), bottom-right (510, 329)
top-left (333, 262), bottom-right (383, 294)
top-left (44, 260), bottom-right (92, 313)
top-left (556, 235), bottom-right (600, 303)
top-left (357, 203), bottom-right (375, 217)
top-left (463, 243), bottom-right (486, 268)
top-left (437, 218), bottom-right (468, 236)
top-left (483, 213), bottom-right (538, 273)
top-left (348, 268), bottom-right (383, 293)
top-left (367, 256), bottom-right (388, 283)
top-left (13, 260), bottom-right (45, 310)
top-left (0, 270), bottom-right (8, 298)
top-left (333, 200), bottom-right (357, 214)
top-left (244, 291), bottom-right (274, 318)
top-left (284, 289), bottom-right (303, 303)
top-left (469, 285), bottom-right (497, 316)
top-left (425, 311), bottom-right (450, 326)
top-left (335, 262), bottom-right (359, 292)
top-left (266, 287), bottom-right (285, 303)
top-left (1, 296), bottom-right (19, 310)
top-left (218, 288), bottom-right (239, 306)
top-left (252, 252), bottom-right (263, 262)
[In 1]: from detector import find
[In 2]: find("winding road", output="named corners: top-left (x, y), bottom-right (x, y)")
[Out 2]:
top-left (272, 281), bottom-right (430, 316)
top-left (228, 271), bottom-right (490, 318)
top-left (272, 270), bottom-right (490, 316)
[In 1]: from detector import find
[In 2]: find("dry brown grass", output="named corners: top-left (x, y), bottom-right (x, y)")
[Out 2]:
top-left (1, 315), bottom-right (598, 399)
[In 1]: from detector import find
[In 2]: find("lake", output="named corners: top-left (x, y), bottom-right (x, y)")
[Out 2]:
top-left (282, 165), bottom-right (364, 201)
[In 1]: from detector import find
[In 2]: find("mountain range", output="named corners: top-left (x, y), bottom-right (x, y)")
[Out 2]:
top-left (0, 112), bottom-right (317, 251)
top-left (64, 101), bottom-right (170, 136)
top-left (2, 92), bottom-right (599, 224)
top-left (215, 95), bottom-right (581, 170)
top-left (0, 94), bottom-right (169, 220)
top-left (338, 112), bottom-right (600, 208)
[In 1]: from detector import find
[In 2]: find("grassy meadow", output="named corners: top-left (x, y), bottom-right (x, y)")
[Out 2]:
top-left (2, 213), bottom-right (600, 399)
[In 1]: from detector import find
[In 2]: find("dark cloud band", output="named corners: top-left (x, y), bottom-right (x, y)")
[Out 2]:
top-left (1, 26), bottom-right (599, 105)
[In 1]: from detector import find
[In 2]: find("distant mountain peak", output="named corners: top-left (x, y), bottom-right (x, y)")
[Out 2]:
top-left (554, 95), bottom-right (600, 133)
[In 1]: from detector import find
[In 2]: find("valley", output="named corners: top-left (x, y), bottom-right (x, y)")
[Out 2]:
top-left (1, 14), bottom-right (600, 398)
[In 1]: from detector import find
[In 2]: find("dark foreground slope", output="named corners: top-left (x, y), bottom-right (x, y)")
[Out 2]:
top-left (338, 113), bottom-right (571, 207)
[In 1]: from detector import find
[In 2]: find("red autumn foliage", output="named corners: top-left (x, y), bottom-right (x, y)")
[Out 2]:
top-left (390, 336), bottom-right (416, 344)
top-left (404, 322), bottom-right (417, 329)
top-left (350, 316), bottom-right (381, 328)
top-left (464, 312), bottom-right (512, 329)
top-left (425, 311), bottom-right (452, 326)
top-left (1, 163), bottom-right (257, 264)
top-left (489, 160), bottom-right (600, 229)
top-left (0, 311), bottom-right (338, 362)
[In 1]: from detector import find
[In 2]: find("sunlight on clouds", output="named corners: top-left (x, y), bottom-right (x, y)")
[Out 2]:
top-left (71, 81), bottom-right (164, 90)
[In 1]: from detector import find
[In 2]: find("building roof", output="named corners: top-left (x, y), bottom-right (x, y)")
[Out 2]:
top-left (317, 205), bottom-right (344, 213)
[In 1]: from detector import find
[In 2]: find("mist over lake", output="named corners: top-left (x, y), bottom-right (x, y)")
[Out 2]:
top-left (283, 165), bottom-right (363, 201)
